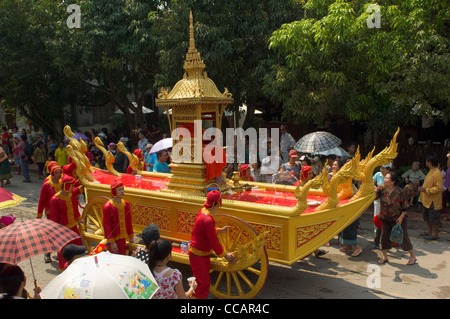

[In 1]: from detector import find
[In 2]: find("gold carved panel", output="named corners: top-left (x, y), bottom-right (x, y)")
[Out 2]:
top-left (297, 221), bottom-right (335, 248)
top-left (131, 203), bottom-right (170, 231)
top-left (177, 210), bottom-right (197, 234)
top-left (249, 223), bottom-right (282, 252)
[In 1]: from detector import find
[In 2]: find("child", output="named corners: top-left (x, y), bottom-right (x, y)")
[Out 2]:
top-left (44, 155), bottom-right (55, 176)
top-left (61, 244), bottom-right (86, 270)
top-left (149, 239), bottom-right (197, 299)
top-left (33, 141), bottom-right (47, 179)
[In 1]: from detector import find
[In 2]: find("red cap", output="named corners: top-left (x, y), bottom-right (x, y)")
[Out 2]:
top-left (134, 149), bottom-right (143, 160)
top-left (204, 190), bottom-right (222, 209)
top-left (301, 165), bottom-right (312, 180)
top-left (289, 150), bottom-right (298, 158)
top-left (239, 164), bottom-right (250, 177)
top-left (47, 161), bottom-right (58, 171)
top-left (50, 165), bottom-right (62, 177)
top-left (111, 181), bottom-right (124, 198)
top-left (61, 175), bottom-right (75, 192)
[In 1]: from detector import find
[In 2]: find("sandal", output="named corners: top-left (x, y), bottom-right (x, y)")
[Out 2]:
top-left (407, 258), bottom-right (417, 266)
top-left (44, 254), bottom-right (52, 263)
top-left (339, 246), bottom-right (353, 252)
top-left (377, 258), bottom-right (389, 264)
top-left (314, 249), bottom-right (329, 257)
top-left (351, 248), bottom-right (362, 257)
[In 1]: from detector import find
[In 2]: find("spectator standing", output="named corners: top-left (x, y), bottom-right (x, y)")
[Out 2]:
top-left (279, 124), bottom-right (296, 163)
top-left (376, 172), bottom-right (417, 265)
top-left (149, 239), bottom-right (197, 299)
top-left (54, 142), bottom-right (68, 167)
top-left (17, 135), bottom-right (31, 183)
top-left (281, 150), bottom-right (301, 180)
top-left (137, 131), bottom-right (149, 153)
top-left (402, 161), bottom-right (426, 205)
top-left (371, 164), bottom-right (391, 249)
top-left (0, 146), bottom-right (12, 187)
top-left (260, 144), bottom-right (282, 183)
top-left (154, 150), bottom-right (171, 173)
top-left (144, 143), bottom-right (157, 172)
top-left (1, 127), bottom-right (10, 156)
top-left (418, 153), bottom-right (444, 240)
top-left (443, 153), bottom-right (450, 220)
top-left (33, 141), bottom-right (47, 179)
top-left (12, 136), bottom-right (21, 175)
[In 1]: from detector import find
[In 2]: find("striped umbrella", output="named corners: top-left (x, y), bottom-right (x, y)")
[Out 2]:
top-left (294, 131), bottom-right (341, 154)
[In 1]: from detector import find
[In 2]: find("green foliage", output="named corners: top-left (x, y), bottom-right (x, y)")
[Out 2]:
top-left (266, 0), bottom-right (450, 135)
top-left (0, 0), bottom-right (82, 138)
top-left (150, 0), bottom-right (304, 120)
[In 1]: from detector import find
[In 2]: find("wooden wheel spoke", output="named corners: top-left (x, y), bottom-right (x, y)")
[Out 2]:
top-left (231, 272), bottom-right (244, 296)
top-left (237, 270), bottom-right (255, 289)
top-left (87, 214), bottom-right (101, 229)
top-left (246, 266), bottom-right (261, 276)
top-left (213, 271), bottom-right (225, 290)
top-left (230, 230), bottom-right (244, 252)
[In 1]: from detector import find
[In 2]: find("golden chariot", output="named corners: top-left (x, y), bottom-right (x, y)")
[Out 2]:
top-left (66, 11), bottom-right (399, 299)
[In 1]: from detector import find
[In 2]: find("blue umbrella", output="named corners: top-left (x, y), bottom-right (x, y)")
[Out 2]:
top-left (64, 132), bottom-right (89, 141)
top-left (294, 131), bottom-right (341, 154)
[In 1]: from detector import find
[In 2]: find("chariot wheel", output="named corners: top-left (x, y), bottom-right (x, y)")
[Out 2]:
top-left (209, 214), bottom-right (268, 299)
top-left (79, 196), bottom-right (109, 252)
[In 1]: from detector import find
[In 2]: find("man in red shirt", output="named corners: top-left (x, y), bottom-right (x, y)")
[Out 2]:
top-left (37, 165), bottom-right (62, 219)
top-left (126, 149), bottom-right (146, 174)
top-left (102, 181), bottom-right (134, 255)
top-left (48, 175), bottom-right (83, 270)
top-left (188, 190), bottom-right (235, 299)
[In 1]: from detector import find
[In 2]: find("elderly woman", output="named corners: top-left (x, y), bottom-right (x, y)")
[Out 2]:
top-left (376, 172), bottom-right (417, 265)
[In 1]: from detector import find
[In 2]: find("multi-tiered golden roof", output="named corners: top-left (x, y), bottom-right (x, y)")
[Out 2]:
top-left (155, 11), bottom-right (233, 195)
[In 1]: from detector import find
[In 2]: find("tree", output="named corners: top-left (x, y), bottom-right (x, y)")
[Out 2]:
top-left (48, 0), bottom-right (161, 130)
top-left (150, 0), bottom-right (304, 126)
top-left (0, 0), bottom-right (91, 139)
top-left (265, 0), bottom-right (449, 137)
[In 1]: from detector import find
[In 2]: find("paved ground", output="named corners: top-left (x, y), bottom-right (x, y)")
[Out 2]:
top-left (3, 163), bottom-right (449, 299)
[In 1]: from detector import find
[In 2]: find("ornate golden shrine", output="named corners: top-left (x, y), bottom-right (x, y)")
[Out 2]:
top-left (155, 11), bottom-right (233, 195)
top-left (64, 10), bottom-right (402, 299)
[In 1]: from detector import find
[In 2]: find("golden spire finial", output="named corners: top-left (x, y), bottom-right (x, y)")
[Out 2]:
top-left (183, 10), bottom-right (205, 77)
top-left (189, 10), bottom-right (196, 51)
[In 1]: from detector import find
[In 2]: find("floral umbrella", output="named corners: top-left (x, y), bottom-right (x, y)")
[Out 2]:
top-left (40, 251), bottom-right (159, 299)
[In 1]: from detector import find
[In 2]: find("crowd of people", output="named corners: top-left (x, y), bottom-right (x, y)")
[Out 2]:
top-left (0, 122), bottom-right (449, 299)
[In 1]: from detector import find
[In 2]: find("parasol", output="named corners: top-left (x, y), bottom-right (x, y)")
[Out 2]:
top-left (64, 132), bottom-right (89, 141)
top-left (294, 131), bottom-right (341, 154)
top-left (0, 187), bottom-right (26, 210)
top-left (315, 146), bottom-right (350, 158)
top-left (149, 138), bottom-right (173, 154)
top-left (40, 251), bottom-right (159, 299)
top-left (0, 218), bottom-right (82, 265)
